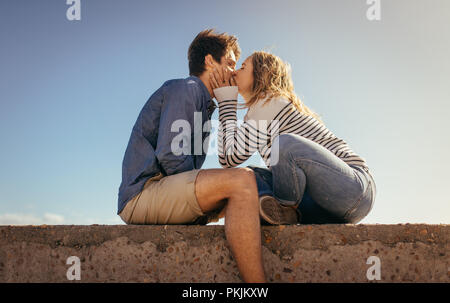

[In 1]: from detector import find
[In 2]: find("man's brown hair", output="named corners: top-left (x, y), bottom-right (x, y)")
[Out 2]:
top-left (188, 29), bottom-right (241, 77)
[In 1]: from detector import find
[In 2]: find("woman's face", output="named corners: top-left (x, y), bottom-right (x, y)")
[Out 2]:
top-left (233, 56), bottom-right (254, 99)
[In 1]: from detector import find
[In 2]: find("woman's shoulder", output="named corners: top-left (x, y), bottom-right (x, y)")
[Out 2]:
top-left (262, 95), bottom-right (291, 107)
top-left (246, 95), bottom-right (291, 122)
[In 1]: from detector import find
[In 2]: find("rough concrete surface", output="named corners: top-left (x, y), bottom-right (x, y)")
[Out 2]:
top-left (0, 224), bottom-right (448, 283)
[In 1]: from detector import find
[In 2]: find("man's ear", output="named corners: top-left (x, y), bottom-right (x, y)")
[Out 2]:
top-left (204, 54), bottom-right (215, 70)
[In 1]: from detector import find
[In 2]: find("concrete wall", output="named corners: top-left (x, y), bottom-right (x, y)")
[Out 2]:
top-left (0, 224), bottom-right (448, 282)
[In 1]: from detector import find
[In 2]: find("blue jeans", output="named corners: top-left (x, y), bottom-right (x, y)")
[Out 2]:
top-left (249, 133), bottom-right (376, 224)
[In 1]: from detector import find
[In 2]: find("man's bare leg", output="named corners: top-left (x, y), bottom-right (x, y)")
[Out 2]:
top-left (195, 167), bottom-right (266, 283)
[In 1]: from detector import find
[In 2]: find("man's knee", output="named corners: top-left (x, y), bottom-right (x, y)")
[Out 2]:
top-left (234, 167), bottom-right (256, 182)
top-left (228, 167), bottom-right (257, 195)
top-left (195, 168), bottom-right (257, 212)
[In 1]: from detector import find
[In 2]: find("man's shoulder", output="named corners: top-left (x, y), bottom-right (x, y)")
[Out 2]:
top-left (161, 76), bottom-right (207, 103)
top-left (162, 76), bottom-right (202, 91)
top-left (161, 77), bottom-right (185, 89)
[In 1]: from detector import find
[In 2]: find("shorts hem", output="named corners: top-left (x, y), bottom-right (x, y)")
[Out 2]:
top-left (185, 169), bottom-right (204, 217)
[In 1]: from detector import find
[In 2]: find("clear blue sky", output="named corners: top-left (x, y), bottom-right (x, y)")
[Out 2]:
top-left (0, 0), bottom-right (449, 225)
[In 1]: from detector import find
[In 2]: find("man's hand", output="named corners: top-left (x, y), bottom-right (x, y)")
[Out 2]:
top-left (209, 66), bottom-right (237, 90)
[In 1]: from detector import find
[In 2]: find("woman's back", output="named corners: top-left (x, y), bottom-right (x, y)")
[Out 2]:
top-left (239, 96), bottom-right (370, 172)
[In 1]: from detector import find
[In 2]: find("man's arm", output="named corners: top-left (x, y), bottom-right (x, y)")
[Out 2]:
top-left (155, 82), bottom-right (201, 175)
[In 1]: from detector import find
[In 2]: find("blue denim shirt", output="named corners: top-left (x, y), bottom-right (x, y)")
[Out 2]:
top-left (117, 76), bottom-right (215, 214)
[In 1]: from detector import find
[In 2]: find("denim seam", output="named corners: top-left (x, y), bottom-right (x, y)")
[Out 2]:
top-left (291, 159), bottom-right (300, 205)
top-left (293, 157), bottom-right (363, 190)
top-left (293, 157), bottom-right (366, 217)
top-left (351, 166), bottom-right (373, 200)
top-left (343, 179), bottom-right (371, 220)
top-left (274, 161), bottom-right (300, 206)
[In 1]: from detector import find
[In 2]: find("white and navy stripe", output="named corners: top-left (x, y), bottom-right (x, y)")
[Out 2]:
top-left (215, 87), bottom-right (370, 172)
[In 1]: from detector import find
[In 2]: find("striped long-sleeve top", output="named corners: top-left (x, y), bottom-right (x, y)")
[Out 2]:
top-left (215, 86), bottom-right (370, 172)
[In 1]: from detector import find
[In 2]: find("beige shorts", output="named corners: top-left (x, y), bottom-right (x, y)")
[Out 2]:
top-left (119, 169), bottom-right (222, 225)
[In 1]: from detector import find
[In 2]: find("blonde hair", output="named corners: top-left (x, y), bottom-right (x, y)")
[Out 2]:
top-left (245, 51), bottom-right (323, 124)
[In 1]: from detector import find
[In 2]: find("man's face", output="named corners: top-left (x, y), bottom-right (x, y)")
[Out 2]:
top-left (205, 49), bottom-right (237, 93)
top-left (218, 49), bottom-right (237, 73)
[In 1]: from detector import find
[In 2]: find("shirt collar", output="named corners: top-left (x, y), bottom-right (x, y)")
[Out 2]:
top-left (187, 75), bottom-right (212, 101)
top-left (187, 76), bottom-right (216, 116)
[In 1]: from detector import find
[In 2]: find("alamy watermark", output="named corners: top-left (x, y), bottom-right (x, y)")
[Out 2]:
top-left (169, 113), bottom-right (281, 166)
top-left (366, 256), bottom-right (381, 280)
top-left (66, 256), bottom-right (81, 280)
top-left (66, 0), bottom-right (81, 21)
top-left (65, 1), bottom-right (380, 23)
top-left (366, 0), bottom-right (381, 21)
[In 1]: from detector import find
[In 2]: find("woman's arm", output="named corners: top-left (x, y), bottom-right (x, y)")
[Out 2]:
top-left (214, 86), bottom-right (268, 168)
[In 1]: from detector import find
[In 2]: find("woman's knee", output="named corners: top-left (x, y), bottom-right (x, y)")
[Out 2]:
top-left (273, 133), bottom-right (301, 147)
top-left (272, 133), bottom-right (320, 165)
top-left (271, 134), bottom-right (299, 165)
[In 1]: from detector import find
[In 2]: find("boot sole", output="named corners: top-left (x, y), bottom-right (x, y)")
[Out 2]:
top-left (259, 195), bottom-right (299, 225)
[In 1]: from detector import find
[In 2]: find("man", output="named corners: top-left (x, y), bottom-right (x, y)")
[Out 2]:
top-left (117, 29), bottom-right (266, 283)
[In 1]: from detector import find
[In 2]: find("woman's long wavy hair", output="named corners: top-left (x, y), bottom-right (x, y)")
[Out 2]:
top-left (245, 51), bottom-right (323, 124)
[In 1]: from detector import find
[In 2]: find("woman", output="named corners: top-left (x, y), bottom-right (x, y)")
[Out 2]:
top-left (210, 51), bottom-right (377, 225)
